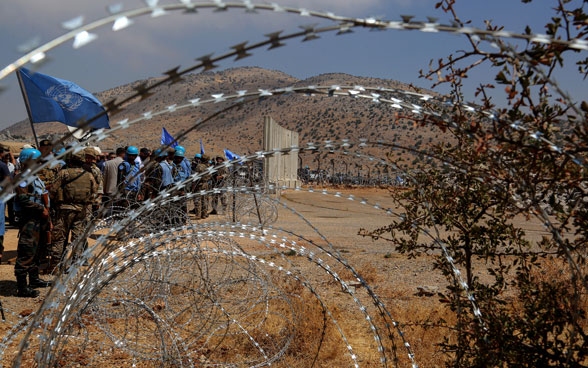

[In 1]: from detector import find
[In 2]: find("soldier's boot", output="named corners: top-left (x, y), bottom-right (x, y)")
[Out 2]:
top-left (29, 269), bottom-right (52, 288)
top-left (45, 256), bottom-right (60, 275)
top-left (16, 275), bottom-right (39, 298)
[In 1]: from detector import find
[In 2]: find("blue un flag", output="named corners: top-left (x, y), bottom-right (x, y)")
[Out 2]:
top-left (161, 127), bottom-right (178, 148)
top-left (17, 67), bottom-right (110, 129)
top-left (224, 149), bottom-right (242, 164)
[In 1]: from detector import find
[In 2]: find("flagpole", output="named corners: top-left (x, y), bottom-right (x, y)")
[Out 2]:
top-left (16, 69), bottom-right (40, 148)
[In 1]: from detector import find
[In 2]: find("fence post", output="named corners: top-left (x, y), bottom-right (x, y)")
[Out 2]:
top-left (232, 170), bottom-right (236, 223)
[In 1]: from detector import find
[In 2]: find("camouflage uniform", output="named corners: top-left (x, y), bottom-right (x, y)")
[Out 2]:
top-left (37, 161), bottom-right (62, 269)
top-left (88, 163), bottom-right (103, 197)
top-left (192, 159), bottom-right (210, 219)
top-left (83, 157), bottom-right (103, 219)
top-left (14, 178), bottom-right (47, 280)
top-left (84, 148), bottom-right (104, 196)
top-left (211, 166), bottom-right (227, 214)
top-left (50, 162), bottom-right (97, 269)
top-left (37, 165), bottom-right (60, 188)
top-left (142, 162), bottom-right (163, 200)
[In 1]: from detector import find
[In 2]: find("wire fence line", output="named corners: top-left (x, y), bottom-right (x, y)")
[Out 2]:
top-left (298, 167), bottom-right (407, 187)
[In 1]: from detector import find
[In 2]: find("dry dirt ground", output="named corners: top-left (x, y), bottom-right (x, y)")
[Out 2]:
top-left (0, 188), bottom-right (563, 367)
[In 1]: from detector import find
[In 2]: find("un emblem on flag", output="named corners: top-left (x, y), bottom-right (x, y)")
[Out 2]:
top-left (46, 85), bottom-right (83, 112)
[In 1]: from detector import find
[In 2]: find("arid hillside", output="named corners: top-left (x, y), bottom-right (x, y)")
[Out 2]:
top-left (3, 67), bottom-right (443, 168)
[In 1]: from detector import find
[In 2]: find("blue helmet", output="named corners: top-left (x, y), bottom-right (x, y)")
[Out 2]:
top-left (56, 148), bottom-right (66, 156)
top-left (153, 149), bottom-right (165, 157)
top-left (194, 153), bottom-right (202, 159)
top-left (126, 146), bottom-right (139, 155)
top-left (175, 145), bottom-right (185, 154)
top-left (174, 150), bottom-right (185, 158)
top-left (19, 148), bottom-right (41, 163)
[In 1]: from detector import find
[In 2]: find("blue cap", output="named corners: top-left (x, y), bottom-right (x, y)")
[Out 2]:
top-left (19, 148), bottom-right (41, 163)
top-left (126, 146), bottom-right (139, 155)
top-left (194, 153), bottom-right (202, 159)
top-left (175, 145), bottom-right (185, 154)
top-left (56, 148), bottom-right (66, 156)
top-left (153, 149), bottom-right (164, 157)
top-left (174, 150), bottom-right (185, 158)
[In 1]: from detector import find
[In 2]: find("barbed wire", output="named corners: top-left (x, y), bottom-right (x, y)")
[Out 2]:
top-left (3, 0), bottom-right (588, 84)
top-left (0, 2), bottom-right (585, 367)
top-left (2, 98), bottom-right (584, 366)
top-left (1, 2), bottom-right (586, 156)
top-left (1, 81), bottom-right (583, 205)
top-left (0, 76), bottom-right (584, 365)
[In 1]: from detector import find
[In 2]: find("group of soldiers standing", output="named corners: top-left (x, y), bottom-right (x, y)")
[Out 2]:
top-left (14, 140), bottom-right (100, 297)
top-left (133, 145), bottom-right (228, 220)
top-left (12, 141), bottom-right (228, 298)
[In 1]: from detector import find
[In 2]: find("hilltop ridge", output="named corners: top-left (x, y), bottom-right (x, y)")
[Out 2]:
top-left (2, 67), bottom-right (442, 168)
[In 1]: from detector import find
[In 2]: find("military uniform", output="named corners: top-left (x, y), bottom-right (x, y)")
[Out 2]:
top-left (192, 159), bottom-right (210, 219)
top-left (50, 163), bottom-right (97, 270)
top-left (172, 153), bottom-right (190, 224)
top-left (211, 165), bottom-right (227, 214)
top-left (142, 162), bottom-right (162, 200)
top-left (37, 159), bottom-right (62, 269)
top-left (88, 163), bottom-right (103, 196)
top-left (84, 147), bottom-right (104, 197)
top-left (14, 177), bottom-right (51, 295)
top-left (37, 165), bottom-right (60, 188)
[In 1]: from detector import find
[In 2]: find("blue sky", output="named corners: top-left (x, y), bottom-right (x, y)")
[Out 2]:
top-left (0, 0), bottom-right (584, 129)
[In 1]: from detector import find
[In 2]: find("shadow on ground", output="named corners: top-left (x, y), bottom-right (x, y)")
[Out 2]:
top-left (0, 279), bottom-right (17, 297)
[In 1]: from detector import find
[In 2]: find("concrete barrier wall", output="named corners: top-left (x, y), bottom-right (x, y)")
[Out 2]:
top-left (263, 116), bottom-right (300, 188)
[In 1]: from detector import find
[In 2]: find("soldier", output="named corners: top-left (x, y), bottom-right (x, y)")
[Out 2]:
top-left (38, 139), bottom-right (63, 185)
top-left (173, 149), bottom-right (190, 182)
top-left (49, 150), bottom-right (97, 271)
top-left (210, 156), bottom-right (228, 215)
top-left (162, 148), bottom-right (179, 188)
top-left (0, 147), bottom-right (11, 264)
top-left (84, 147), bottom-right (104, 215)
top-left (117, 146), bottom-right (142, 203)
top-left (14, 148), bottom-right (52, 297)
top-left (192, 153), bottom-right (210, 219)
top-left (138, 148), bottom-right (151, 169)
top-left (142, 149), bottom-right (165, 200)
top-left (174, 145), bottom-right (192, 180)
top-left (37, 140), bottom-right (62, 271)
top-left (173, 149), bottom-right (190, 223)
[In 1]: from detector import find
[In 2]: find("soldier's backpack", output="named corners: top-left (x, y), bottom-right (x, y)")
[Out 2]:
top-left (62, 168), bottom-right (93, 203)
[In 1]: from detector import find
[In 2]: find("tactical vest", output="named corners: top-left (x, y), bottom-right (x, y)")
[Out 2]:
top-left (62, 168), bottom-right (94, 204)
top-left (38, 167), bottom-right (56, 186)
top-left (195, 163), bottom-right (211, 184)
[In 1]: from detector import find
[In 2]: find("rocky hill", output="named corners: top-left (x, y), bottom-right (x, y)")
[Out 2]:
top-left (2, 67), bottom-right (444, 169)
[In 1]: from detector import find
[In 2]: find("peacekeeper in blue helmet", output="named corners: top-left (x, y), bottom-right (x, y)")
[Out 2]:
top-left (13, 148), bottom-right (52, 298)
top-left (173, 145), bottom-right (192, 181)
top-left (117, 146), bottom-right (143, 201)
top-left (172, 148), bottom-right (190, 223)
top-left (173, 147), bottom-right (191, 182)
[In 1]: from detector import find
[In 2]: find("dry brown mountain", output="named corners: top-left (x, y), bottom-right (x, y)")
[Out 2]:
top-left (3, 67), bottom-right (443, 168)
